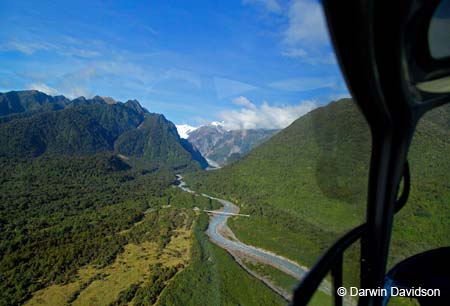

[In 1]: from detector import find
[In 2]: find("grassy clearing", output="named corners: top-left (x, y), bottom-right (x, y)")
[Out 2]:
top-left (73, 242), bottom-right (161, 306)
top-left (25, 208), bottom-right (193, 306)
top-left (25, 282), bottom-right (80, 306)
top-left (25, 242), bottom-right (160, 306)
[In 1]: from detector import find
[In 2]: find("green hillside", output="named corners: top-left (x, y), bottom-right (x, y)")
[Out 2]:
top-left (187, 99), bottom-right (450, 286)
top-left (115, 114), bottom-right (208, 169)
top-left (0, 103), bottom-right (144, 158)
top-left (0, 90), bottom-right (206, 169)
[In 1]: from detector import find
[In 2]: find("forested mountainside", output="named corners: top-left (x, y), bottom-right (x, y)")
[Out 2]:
top-left (187, 98), bottom-right (450, 288)
top-left (0, 90), bottom-right (206, 169)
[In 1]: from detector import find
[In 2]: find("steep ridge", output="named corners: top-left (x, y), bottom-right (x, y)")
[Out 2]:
top-left (115, 114), bottom-right (207, 169)
top-left (0, 90), bottom-right (70, 116)
top-left (0, 103), bottom-right (145, 158)
top-left (0, 90), bottom-right (132, 118)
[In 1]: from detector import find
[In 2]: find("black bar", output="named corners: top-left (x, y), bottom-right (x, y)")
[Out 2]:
top-left (332, 253), bottom-right (343, 306)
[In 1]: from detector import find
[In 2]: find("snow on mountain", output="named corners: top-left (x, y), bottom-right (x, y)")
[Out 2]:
top-left (210, 121), bottom-right (224, 127)
top-left (176, 124), bottom-right (198, 139)
top-left (187, 125), bottom-right (279, 167)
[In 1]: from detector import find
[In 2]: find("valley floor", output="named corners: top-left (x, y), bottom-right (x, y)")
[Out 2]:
top-left (175, 176), bottom-right (340, 306)
top-left (20, 186), bottom-right (289, 306)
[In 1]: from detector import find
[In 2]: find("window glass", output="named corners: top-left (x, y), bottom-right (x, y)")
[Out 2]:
top-left (428, 0), bottom-right (450, 59)
top-left (387, 104), bottom-right (450, 304)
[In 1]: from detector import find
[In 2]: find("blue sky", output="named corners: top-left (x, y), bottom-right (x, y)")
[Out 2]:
top-left (0, 0), bottom-right (349, 128)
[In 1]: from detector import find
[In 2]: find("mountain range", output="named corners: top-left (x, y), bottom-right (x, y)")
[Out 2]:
top-left (0, 90), bottom-right (273, 169)
top-left (177, 123), bottom-right (278, 167)
top-left (0, 90), bottom-right (207, 169)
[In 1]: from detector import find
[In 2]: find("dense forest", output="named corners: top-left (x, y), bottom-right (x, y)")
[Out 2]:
top-left (0, 154), bottom-right (169, 304)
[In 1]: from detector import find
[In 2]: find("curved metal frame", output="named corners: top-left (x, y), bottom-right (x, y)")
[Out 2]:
top-left (292, 163), bottom-right (410, 306)
top-left (292, 0), bottom-right (450, 305)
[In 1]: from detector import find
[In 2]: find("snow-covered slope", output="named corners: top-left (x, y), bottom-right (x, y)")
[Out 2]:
top-left (176, 124), bottom-right (198, 139)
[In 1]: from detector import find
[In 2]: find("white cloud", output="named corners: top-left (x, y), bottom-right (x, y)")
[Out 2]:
top-left (220, 96), bottom-right (317, 130)
top-left (27, 68), bottom-right (96, 99)
top-left (27, 82), bottom-right (58, 96)
top-left (0, 38), bottom-right (102, 59)
top-left (281, 48), bottom-right (336, 65)
top-left (233, 96), bottom-right (256, 109)
top-left (269, 77), bottom-right (336, 92)
top-left (281, 48), bottom-right (308, 58)
top-left (63, 86), bottom-right (92, 99)
top-left (244, 0), bottom-right (336, 66)
top-left (284, 0), bottom-right (329, 47)
top-left (28, 81), bottom-right (91, 99)
top-left (303, 52), bottom-right (337, 65)
top-left (243, 0), bottom-right (282, 13)
top-left (55, 67), bottom-right (97, 98)
top-left (276, 0), bottom-right (339, 66)
top-left (0, 41), bottom-right (55, 54)
top-left (18, 53), bottom-right (202, 100)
